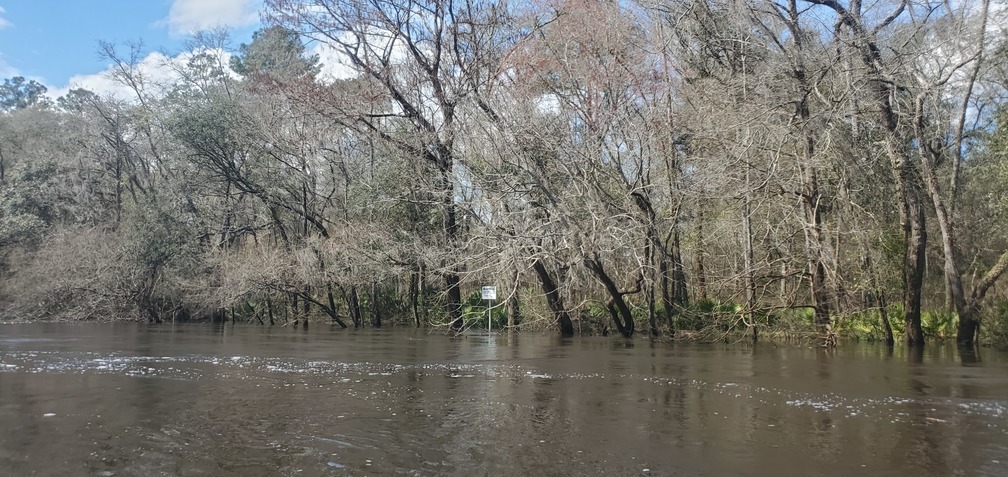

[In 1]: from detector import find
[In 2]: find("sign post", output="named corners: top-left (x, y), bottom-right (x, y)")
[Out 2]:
top-left (481, 286), bottom-right (497, 332)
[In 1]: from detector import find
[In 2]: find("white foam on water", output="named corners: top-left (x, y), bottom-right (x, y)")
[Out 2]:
top-left (5, 347), bottom-right (1007, 435)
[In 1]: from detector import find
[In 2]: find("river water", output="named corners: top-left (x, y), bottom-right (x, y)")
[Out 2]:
top-left (0, 323), bottom-right (1006, 476)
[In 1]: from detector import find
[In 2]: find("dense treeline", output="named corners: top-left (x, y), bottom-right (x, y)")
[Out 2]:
top-left (1, 0), bottom-right (1007, 346)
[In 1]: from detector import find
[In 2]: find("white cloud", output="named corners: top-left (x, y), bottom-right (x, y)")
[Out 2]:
top-left (165, 0), bottom-right (260, 36)
top-left (308, 28), bottom-right (411, 84)
top-left (311, 43), bottom-right (358, 83)
top-left (48, 49), bottom-right (235, 102)
top-left (49, 51), bottom-right (174, 101)
top-left (0, 7), bottom-right (11, 30)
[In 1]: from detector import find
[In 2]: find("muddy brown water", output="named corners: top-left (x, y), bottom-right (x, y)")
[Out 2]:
top-left (1, 323), bottom-right (1006, 476)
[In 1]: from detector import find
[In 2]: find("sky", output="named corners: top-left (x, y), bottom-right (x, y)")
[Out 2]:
top-left (0, 0), bottom-right (264, 98)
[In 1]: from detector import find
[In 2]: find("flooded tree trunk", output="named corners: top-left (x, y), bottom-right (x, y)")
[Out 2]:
top-left (631, 191), bottom-right (660, 337)
top-left (783, 0), bottom-right (832, 332)
top-left (433, 148), bottom-right (463, 332)
top-left (659, 258), bottom-right (674, 332)
top-left (875, 292), bottom-right (894, 347)
top-left (419, 266), bottom-right (428, 327)
top-left (371, 282), bottom-right (381, 328)
top-left (507, 268), bottom-right (520, 330)
top-left (904, 199), bottom-right (927, 346)
top-left (409, 270), bottom-right (421, 327)
top-left (584, 254), bottom-right (635, 338)
top-left (302, 287), bottom-right (311, 319)
top-left (695, 208), bottom-right (708, 303)
top-left (295, 289), bottom-right (347, 328)
top-left (671, 230), bottom-right (688, 307)
top-left (446, 272), bottom-right (462, 330)
top-left (266, 297), bottom-right (275, 326)
top-left (327, 285), bottom-right (340, 326)
top-left (507, 292), bottom-right (520, 331)
top-left (965, 252), bottom-right (1008, 345)
top-left (743, 161), bottom-right (757, 341)
top-left (346, 286), bottom-right (362, 328)
top-left (805, 174), bottom-right (832, 331)
top-left (645, 240), bottom-right (658, 337)
top-left (664, 229), bottom-right (688, 334)
top-left (532, 259), bottom-right (574, 336)
top-left (647, 276), bottom-right (658, 337)
top-left (800, 0), bottom-right (929, 346)
top-left (864, 255), bottom-right (894, 347)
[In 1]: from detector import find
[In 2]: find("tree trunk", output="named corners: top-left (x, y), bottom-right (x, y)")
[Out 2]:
top-left (584, 255), bottom-right (635, 338)
top-left (302, 286), bottom-right (311, 318)
top-left (671, 230), bottom-right (688, 308)
top-left (327, 285), bottom-right (342, 327)
top-left (659, 258), bottom-right (674, 332)
top-left (806, 0), bottom-right (928, 345)
top-left (532, 259), bottom-right (574, 336)
top-left (743, 161), bottom-right (757, 340)
top-left (647, 276), bottom-right (658, 337)
top-left (786, 0), bottom-right (832, 331)
top-left (904, 198), bottom-right (927, 346)
top-left (961, 251), bottom-right (1008, 345)
top-left (874, 291), bottom-right (894, 347)
top-left (346, 286), bottom-right (362, 328)
top-left (446, 272), bottom-right (463, 330)
top-left (865, 255), bottom-right (894, 347)
top-left (296, 290), bottom-right (347, 328)
top-left (646, 241), bottom-right (658, 337)
top-left (915, 96), bottom-right (986, 347)
top-left (433, 147), bottom-right (464, 331)
top-left (409, 269), bottom-right (421, 327)
top-left (371, 282), bottom-right (382, 328)
top-left (507, 268), bottom-right (521, 330)
top-left (419, 266), bottom-right (428, 327)
top-left (695, 207), bottom-right (708, 302)
top-left (507, 292), bottom-right (520, 330)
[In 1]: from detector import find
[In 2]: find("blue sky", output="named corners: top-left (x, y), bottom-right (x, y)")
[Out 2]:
top-left (0, 1), bottom-right (263, 97)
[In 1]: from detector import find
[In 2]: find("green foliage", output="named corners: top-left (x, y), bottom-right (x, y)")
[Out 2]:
top-left (55, 88), bottom-right (100, 113)
top-left (460, 291), bottom-right (507, 330)
top-left (981, 301), bottom-right (1008, 349)
top-left (0, 172), bottom-right (50, 247)
top-left (0, 76), bottom-right (48, 111)
top-left (832, 308), bottom-right (898, 342)
top-left (121, 200), bottom-right (192, 276)
top-left (921, 311), bottom-right (957, 339)
top-left (671, 300), bottom-right (743, 330)
top-left (0, 159), bottom-right (78, 247)
top-left (989, 107), bottom-right (1008, 162)
top-left (831, 306), bottom-right (961, 342)
top-left (231, 26), bottom-right (320, 81)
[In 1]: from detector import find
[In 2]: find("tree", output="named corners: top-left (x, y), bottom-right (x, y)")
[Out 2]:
top-left (797, 0), bottom-right (929, 345)
top-left (0, 76), bottom-right (48, 111)
top-left (266, 0), bottom-right (513, 330)
top-left (907, 0), bottom-right (1008, 346)
top-left (231, 25), bottom-right (321, 82)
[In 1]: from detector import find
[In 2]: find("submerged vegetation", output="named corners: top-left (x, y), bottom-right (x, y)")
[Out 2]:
top-left (2, 0), bottom-right (1008, 347)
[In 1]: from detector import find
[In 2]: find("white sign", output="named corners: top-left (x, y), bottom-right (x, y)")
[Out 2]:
top-left (481, 286), bottom-right (497, 300)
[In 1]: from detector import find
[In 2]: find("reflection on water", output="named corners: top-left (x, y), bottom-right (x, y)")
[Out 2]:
top-left (1, 323), bottom-right (1007, 476)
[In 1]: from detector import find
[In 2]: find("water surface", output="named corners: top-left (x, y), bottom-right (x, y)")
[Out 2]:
top-left (1, 323), bottom-right (1006, 476)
